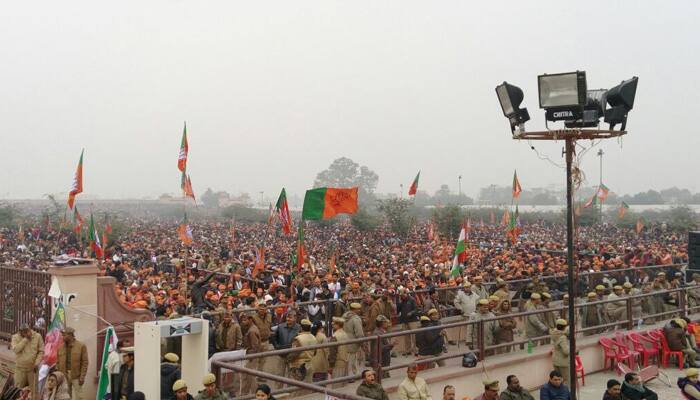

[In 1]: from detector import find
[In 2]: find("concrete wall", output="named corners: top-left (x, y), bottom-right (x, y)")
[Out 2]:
top-left (49, 264), bottom-right (99, 400)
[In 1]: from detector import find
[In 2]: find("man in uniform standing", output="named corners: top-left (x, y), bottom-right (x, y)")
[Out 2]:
top-left (11, 324), bottom-right (44, 400)
top-left (343, 302), bottom-right (365, 376)
top-left (57, 327), bottom-right (89, 400)
top-left (215, 313), bottom-right (242, 352)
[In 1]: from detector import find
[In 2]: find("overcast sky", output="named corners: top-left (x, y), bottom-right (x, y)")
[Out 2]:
top-left (1, 1), bottom-right (699, 202)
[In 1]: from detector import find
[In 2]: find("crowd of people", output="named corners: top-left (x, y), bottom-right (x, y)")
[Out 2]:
top-left (1, 215), bottom-right (695, 400)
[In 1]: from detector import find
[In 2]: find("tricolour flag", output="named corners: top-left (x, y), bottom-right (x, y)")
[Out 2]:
top-left (302, 187), bottom-right (358, 220)
top-left (618, 202), bottom-right (630, 219)
top-left (89, 213), bottom-right (104, 259)
top-left (408, 171), bottom-right (420, 196)
top-left (177, 122), bottom-right (188, 172)
top-left (451, 225), bottom-right (467, 277)
top-left (67, 149), bottom-right (84, 209)
top-left (512, 170), bottom-right (522, 199)
top-left (276, 188), bottom-right (292, 235)
top-left (596, 184), bottom-right (610, 202)
top-left (96, 326), bottom-right (118, 400)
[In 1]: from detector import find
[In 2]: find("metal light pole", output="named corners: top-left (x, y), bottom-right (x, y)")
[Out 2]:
top-left (400, 184), bottom-right (404, 199)
top-left (598, 149), bottom-right (604, 222)
top-left (565, 138), bottom-right (577, 394)
top-left (458, 175), bottom-right (462, 197)
top-left (259, 191), bottom-right (264, 206)
top-left (512, 129), bottom-right (626, 400)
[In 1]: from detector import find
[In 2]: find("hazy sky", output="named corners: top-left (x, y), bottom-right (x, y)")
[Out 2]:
top-left (2, 1), bottom-right (699, 202)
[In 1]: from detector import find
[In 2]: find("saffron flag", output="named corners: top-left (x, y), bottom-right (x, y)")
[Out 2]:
top-left (252, 246), bottom-right (265, 277)
top-left (276, 188), bottom-right (292, 234)
top-left (596, 184), bottom-right (610, 202)
top-left (584, 195), bottom-right (598, 208)
top-left (512, 170), bottom-right (522, 199)
top-left (302, 187), bottom-right (358, 220)
top-left (178, 214), bottom-right (193, 245)
top-left (618, 202), bottom-right (630, 219)
top-left (67, 149), bottom-right (84, 209)
top-left (178, 122), bottom-right (188, 172)
top-left (183, 172), bottom-right (196, 202)
top-left (501, 209), bottom-right (510, 226)
top-left (104, 215), bottom-right (112, 234)
top-left (88, 213), bottom-right (103, 259)
top-left (427, 223), bottom-right (434, 241)
top-left (636, 217), bottom-right (644, 234)
top-left (489, 210), bottom-right (495, 225)
top-left (96, 326), bottom-right (118, 400)
top-left (73, 207), bottom-right (84, 234)
top-left (18, 225), bottom-right (25, 242)
top-left (408, 171), bottom-right (420, 196)
top-left (268, 203), bottom-right (275, 225)
top-left (296, 222), bottom-right (306, 271)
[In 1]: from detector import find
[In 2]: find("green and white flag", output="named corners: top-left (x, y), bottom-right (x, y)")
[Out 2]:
top-left (96, 326), bottom-right (118, 400)
top-left (450, 225), bottom-right (467, 277)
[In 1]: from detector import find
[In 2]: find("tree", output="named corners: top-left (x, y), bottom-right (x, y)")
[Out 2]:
top-left (377, 198), bottom-right (414, 236)
top-left (350, 208), bottom-right (381, 232)
top-left (0, 203), bottom-right (18, 228)
top-left (668, 206), bottom-right (698, 231)
top-left (314, 157), bottom-right (379, 204)
top-left (432, 205), bottom-right (464, 239)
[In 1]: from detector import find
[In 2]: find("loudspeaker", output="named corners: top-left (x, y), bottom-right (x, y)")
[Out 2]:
top-left (689, 231), bottom-right (700, 271)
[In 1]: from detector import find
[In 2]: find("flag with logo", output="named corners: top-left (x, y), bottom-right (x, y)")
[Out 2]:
top-left (596, 184), bottom-right (610, 202)
top-left (67, 149), bottom-right (84, 209)
top-left (408, 171), bottom-right (420, 196)
top-left (178, 122), bottom-right (188, 172)
top-left (512, 170), bottom-right (522, 199)
top-left (275, 188), bottom-right (292, 234)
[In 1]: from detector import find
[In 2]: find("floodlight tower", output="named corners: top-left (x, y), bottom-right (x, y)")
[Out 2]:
top-left (496, 74), bottom-right (638, 400)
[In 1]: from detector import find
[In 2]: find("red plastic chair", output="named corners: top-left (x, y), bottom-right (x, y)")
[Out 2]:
top-left (599, 338), bottom-right (619, 371)
top-left (575, 355), bottom-right (585, 386)
top-left (629, 332), bottom-right (659, 367)
top-left (658, 332), bottom-right (684, 369)
top-left (600, 338), bottom-right (636, 372)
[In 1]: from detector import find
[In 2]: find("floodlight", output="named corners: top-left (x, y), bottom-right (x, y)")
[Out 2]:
top-left (604, 77), bottom-right (639, 130)
top-left (564, 89), bottom-right (607, 128)
top-left (495, 82), bottom-right (530, 134)
top-left (538, 71), bottom-right (587, 122)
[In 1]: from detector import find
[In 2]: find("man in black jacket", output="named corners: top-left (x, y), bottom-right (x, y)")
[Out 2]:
top-left (191, 271), bottom-right (216, 313)
top-left (160, 353), bottom-right (181, 400)
top-left (397, 289), bottom-right (419, 356)
top-left (116, 348), bottom-right (135, 400)
top-left (416, 312), bottom-right (445, 368)
top-left (621, 373), bottom-right (658, 400)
